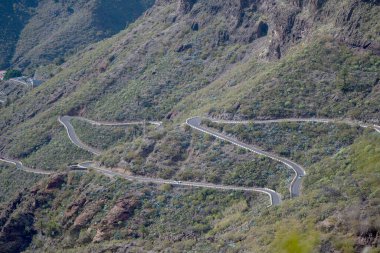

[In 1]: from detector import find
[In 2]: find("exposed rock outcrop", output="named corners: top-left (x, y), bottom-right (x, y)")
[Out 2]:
top-left (334, 0), bottom-right (380, 54)
top-left (93, 196), bottom-right (140, 242)
top-left (64, 197), bottom-right (87, 221)
top-left (73, 200), bottom-right (105, 229)
top-left (46, 174), bottom-right (66, 190)
top-left (0, 174), bottom-right (67, 253)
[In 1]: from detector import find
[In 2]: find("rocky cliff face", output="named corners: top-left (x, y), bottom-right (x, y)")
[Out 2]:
top-left (0, 173), bottom-right (144, 252)
top-left (0, 174), bottom-right (66, 253)
top-left (173, 0), bottom-right (379, 59)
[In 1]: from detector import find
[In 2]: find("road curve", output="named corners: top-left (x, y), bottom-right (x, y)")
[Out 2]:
top-left (0, 157), bottom-right (53, 175)
top-left (59, 116), bottom-right (102, 155)
top-left (78, 162), bottom-right (281, 206)
top-left (59, 116), bottom-right (279, 205)
top-left (186, 117), bottom-right (306, 198)
top-left (59, 116), bottom-right (163, 155)
top-left (3, 115), bottom-right (376, 207)
top-left (188, 117), bottom-right (380, 198)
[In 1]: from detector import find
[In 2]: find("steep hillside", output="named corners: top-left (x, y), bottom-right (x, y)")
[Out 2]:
top-left (0, 164), bottom-right (43, 206)
top-left (0, 0), bottom-right (37, 69)
top-left (1, 131), bottom-right (379, 252)
top-left (0, 0), bottom-right (379, 252)
top-left (0, 0), bottom-right (378, 166)
top-left (0, 0), bottom-right (154, 72)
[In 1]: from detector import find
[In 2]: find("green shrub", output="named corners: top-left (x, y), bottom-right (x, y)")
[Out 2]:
top-left (4, 69), bottom-right (22, 80)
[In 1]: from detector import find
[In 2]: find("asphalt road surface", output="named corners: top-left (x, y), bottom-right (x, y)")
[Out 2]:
top-left (0, 157), bottom-right (53, 175)
top-left (69, 116), bottom-right (162, 126)
top-left (191, 116), bottom-right (380, 197)
top-left (59, 116), bottom-right (102, 155)
top-left (186, 117), bottom-right (306, 198)
top-left (3, 114), bottom-right (378, 207)
top-left (78, 161), bottom-right (281, 206)
top-left (59, 116), bottom-right (281, 206)
top-left (58, 116), bottom-right (162, 155)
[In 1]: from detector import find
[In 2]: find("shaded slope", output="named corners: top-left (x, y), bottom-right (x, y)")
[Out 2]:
top-left (0, 0), bottom-right (154, 71)
top-left (0, 0), bottom-right (38, 68)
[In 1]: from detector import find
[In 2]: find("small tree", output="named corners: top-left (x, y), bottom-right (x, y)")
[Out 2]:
top-left (336, 67), bottom-right (352, 92)
top-left (4, 69), bottom-right (22, 80)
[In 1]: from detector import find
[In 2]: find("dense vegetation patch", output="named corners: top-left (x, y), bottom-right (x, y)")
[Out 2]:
top-left (1, 171), bottom-right (267, 252)
top-left (3, 69), bottom-right (22, 80)
top-left (2, 132), bottom-right (379, 252)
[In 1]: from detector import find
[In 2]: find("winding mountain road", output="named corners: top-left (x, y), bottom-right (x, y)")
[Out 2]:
top-left (187, 116), bottom-right (380, 198)
top-left (58, 116), bottom-right (163, 155)
top-left (0, 158), bottom-right (53, 175)
top-left (68, 116), bottom-right (162, 127)
top-left (186, 117), bottom-right (306, 197)
top-left (78, 162), bottom-right (281, 206)
top-left (59, 116), bottom-right (282, 206)
top-left (59, 116), bottom-right (102, 155)
top-left (0, 154), bottom-right (280, 206)
top-left (5, 115), bottom-right (375, 207)
top-left (60, 115), bottom-right (379, 205)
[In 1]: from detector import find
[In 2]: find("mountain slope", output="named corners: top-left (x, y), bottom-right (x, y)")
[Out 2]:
top-left (0, 0), bottom-right (379, 167)
top-left (1, 129), bottom-right (379, 252)
top-left (0, 0), bottom-right (379, 252)
top-left (0, 0), bottom-right (154, 72)
top-left (0, 0), bottom-right (38, 69)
